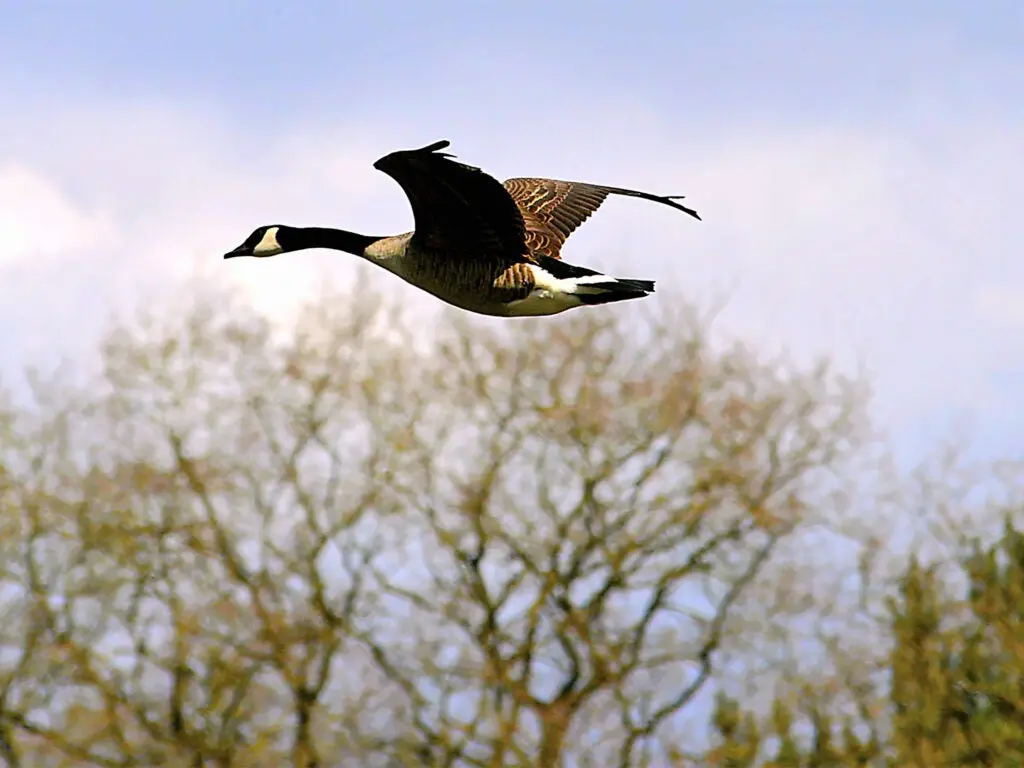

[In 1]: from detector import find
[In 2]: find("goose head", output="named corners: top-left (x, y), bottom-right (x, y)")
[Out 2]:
top-left (224, 225), bottom-right (288, 259)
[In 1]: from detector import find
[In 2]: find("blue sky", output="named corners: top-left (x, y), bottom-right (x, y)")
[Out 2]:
top-left (0, 0), bottom-right (1022, 467)
top-left (3, 1), bottom-right (1021, 131)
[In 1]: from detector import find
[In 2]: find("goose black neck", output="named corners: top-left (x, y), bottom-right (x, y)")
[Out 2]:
top-left (289, 227), bottom-right (381, 255)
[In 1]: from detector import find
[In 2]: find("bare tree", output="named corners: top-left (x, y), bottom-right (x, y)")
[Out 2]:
top-left (0, 281), bottom-right (868, 767)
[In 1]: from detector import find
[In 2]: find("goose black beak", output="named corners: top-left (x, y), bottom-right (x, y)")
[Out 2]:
top-left (223, 245), bottom-right (251, 259)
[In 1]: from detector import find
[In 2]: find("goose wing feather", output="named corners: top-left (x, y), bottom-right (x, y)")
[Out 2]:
top-left (502, 177), bottom-right (700, 259)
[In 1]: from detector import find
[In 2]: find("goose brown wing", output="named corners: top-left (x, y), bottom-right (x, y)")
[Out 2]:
top-left (373, 140), bottom-right (527, 260)
top-left (502, 177), bottom-right (701, 260)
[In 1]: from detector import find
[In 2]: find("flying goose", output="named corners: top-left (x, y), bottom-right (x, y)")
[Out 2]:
top-left (224, 140), bottom-right (700, 317)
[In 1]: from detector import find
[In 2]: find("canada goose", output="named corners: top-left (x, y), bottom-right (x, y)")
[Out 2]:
top-left (224, 140), bottom-right (700, 317)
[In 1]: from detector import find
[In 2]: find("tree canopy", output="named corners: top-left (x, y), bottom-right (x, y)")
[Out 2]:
top-left (0, 283), bottom-right (1016, 766)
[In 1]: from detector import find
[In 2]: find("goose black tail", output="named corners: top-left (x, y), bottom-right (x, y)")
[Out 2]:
top-left (575, 277), bottom-right (656, 306)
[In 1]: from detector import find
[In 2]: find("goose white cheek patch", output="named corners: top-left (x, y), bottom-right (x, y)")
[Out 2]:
top-left (253, 226), bottom-right (282, 256)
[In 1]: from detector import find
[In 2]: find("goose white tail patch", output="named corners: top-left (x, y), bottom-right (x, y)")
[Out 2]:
top-left (527, 263), bottom-right (621, 293)
top-left (504, 264), bottom-right (602, 316)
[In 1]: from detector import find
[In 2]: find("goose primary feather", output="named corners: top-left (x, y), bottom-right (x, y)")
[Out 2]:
top-left (224, 140), bottom-right (700, 317)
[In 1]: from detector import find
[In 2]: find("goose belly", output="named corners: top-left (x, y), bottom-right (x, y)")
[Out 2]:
top-left (502, 291), bottom-right (582, 316)
top-left (381, 252), bottom-right (545, 317)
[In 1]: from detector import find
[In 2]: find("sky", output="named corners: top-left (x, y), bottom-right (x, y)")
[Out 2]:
top-left (1, 0), bottom-right (1022, 467)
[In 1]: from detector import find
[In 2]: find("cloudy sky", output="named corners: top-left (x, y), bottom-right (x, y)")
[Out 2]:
top-left (1, 1), bottom-right (1021, 465)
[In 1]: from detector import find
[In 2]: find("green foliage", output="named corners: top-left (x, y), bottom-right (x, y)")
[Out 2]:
top-left (705, 519), bottom-right (1024, 766)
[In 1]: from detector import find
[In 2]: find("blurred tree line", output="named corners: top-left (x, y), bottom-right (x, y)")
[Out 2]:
top-left (0, 281), bottom-right (1019, 766)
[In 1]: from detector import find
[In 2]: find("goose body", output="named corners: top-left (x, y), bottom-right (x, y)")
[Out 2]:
top-left (224, 140), bottom-right (700, 317)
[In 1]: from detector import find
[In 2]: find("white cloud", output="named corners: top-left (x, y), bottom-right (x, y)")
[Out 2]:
top-left (975, 285), bottom-right (1024, 328)
top-left (0, 164), bottom-right (118, 266)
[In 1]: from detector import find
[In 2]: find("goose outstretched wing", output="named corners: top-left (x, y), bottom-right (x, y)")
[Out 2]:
top-left (502, 177), bottom-right (701, 260)
top-left (374, 140), bottom-right (527, 260)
